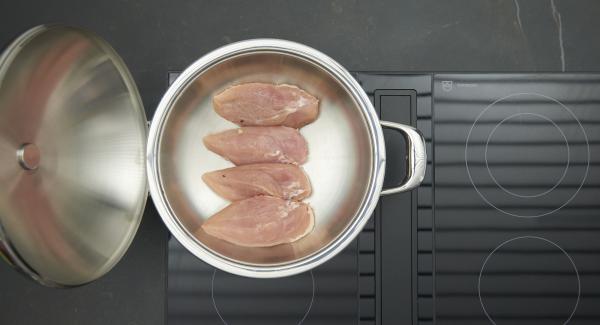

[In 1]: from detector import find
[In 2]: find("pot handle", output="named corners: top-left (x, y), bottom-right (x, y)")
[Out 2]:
top-left (379, 121), bottom-right (427, 196)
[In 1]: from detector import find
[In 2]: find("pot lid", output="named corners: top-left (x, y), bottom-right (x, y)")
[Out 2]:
top-left (0, 25), bottom-right (148, 286)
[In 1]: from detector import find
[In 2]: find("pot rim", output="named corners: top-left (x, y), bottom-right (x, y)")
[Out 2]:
top-left (147, 38), bottom-right (386, 278)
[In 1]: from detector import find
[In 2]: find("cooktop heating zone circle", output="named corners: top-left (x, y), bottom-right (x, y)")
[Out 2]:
top-left (484, 112), bottom-right (570, 198)
top-left (465, 92), bottom-right (590, 218)
top-left (211, 269), bottom-right (315, 325)
top-left (478, 236), bottom-right (580, 325)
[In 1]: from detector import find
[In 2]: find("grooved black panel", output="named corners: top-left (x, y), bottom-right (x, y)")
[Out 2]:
top-left (433, 74), bottom-right (600, 324)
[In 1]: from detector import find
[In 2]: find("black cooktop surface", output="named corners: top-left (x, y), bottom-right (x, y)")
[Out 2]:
top-left (168, 73), bottom-right (600, 325)
top-left (433, 74), bottom-right (600, 325)
top-left (168, 238), bottom-right (360, 325)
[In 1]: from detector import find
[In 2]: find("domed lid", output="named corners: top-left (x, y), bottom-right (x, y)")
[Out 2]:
top-left (0, 25), bottom-right (148, 286)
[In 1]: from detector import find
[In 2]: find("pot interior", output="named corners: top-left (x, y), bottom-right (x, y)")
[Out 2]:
top-left (157, 49), bottom-right (375, 265)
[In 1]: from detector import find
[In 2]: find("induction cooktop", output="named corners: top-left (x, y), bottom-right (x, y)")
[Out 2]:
top-left (167, 73), bottom-right (600, 325)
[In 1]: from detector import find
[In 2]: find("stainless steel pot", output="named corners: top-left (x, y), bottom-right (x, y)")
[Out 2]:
top-left (0, 25), bottom-right (425, 286)
top-left (147, 39), bottom-right (426, 278)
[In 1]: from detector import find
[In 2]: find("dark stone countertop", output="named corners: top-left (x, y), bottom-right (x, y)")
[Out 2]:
top-left (0, 0), bottom-right (598, 324)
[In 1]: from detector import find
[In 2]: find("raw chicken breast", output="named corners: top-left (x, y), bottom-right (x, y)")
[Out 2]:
top-left (203, 126), bottom-right (308, 165)
top-left (203, 164), bottom-right (312, 201)
top-left (213, 83), bottom-right (320, 128)
top-left (201, 196), bottom-right (315, 247)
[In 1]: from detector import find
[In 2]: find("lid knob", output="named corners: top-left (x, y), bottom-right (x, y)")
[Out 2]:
top-left (17, 143), bottom-right (41, 171)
